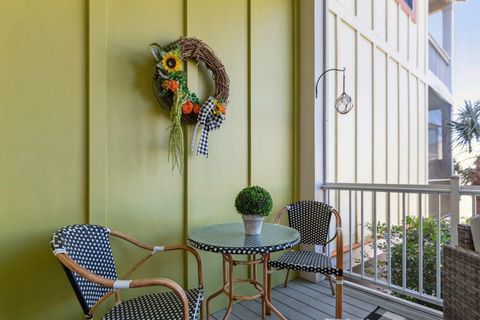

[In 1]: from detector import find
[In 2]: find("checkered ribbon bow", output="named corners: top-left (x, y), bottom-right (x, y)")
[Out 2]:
top-left (191, 96), bottom-right (225, 157)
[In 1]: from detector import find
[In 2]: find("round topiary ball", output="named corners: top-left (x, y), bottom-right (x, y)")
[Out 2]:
top-left (235, 185), bottom-right (273, 217)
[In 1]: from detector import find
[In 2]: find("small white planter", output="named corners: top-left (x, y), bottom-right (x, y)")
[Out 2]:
top-left (242, 215), bottom-right (264, 235)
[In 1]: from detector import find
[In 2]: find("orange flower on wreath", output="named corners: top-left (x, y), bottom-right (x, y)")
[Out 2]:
top-left (212, 100), bottom-right (226, 115)
top-left (182, 101), bottom-right (194, 114)
top-left (193, 103), bottom-right (201, 114)
top-left (162, 79), bottom-right (179, 92)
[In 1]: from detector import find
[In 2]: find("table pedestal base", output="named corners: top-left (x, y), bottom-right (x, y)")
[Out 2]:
top-left (206, 253), bottom-right (286, 320)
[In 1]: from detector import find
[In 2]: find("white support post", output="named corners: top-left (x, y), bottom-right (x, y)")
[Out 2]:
top-left (442, 4), bottom-right (453, 58)
top-left (449, 176), bottom-right (460, 246)
top-left (299, 0), bottom-right (325, 201)
top-left (442, 3), bottom-right (454, 90)
top-left (298, 0), bottom-right (327, 283)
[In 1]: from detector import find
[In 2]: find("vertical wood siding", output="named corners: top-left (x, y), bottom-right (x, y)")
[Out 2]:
top-left (327, 0), bottom-right (428, 237)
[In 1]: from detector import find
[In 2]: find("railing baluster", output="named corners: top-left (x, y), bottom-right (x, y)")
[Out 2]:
top-left (418, 193), bottom-right (423, 295)
top-left (332, 190), bottom-right (341, 255)
top-left (387, 192), bottom-right (392, 286)
top-left (338, 190), bottom-right (341, 214)
top-left (436, 194), bottom-right (442, 299)
top-left (361, 190), bottom-right (365, 278)
top-left (349, 190), bottom-right (353, 273)
top-left (402, 192), bottom-right (407, 289)
top-left (472, 194), bottom-right (476, 217)
top-left (450, 176), bottom-right (460, 246)
top-left (373, 191), bottom-right (378, 281)
top-left (476, 195), bottom-right (478, 216)
top-left (318, 182), bottom-right (463, 305)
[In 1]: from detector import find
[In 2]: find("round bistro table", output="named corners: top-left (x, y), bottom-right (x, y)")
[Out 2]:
top-left (188, 223), bottom-right (300, 320)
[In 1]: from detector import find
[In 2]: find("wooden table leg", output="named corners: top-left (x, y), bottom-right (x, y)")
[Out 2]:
top-left (266, 269), bottom-right (272, 315)
top-left (252, 254), bottom-right (257, 281)
top-left (207, 254), bottom-right (228, 320)
top-left (206, 253), bottom-right (288, 320)
top-left (263, 253), bottom-right (287, 320)
top-left (223, 255), bottom-right (234, 320)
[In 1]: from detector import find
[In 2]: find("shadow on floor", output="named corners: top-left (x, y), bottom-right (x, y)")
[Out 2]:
top-left (209, 278), bottom-right (378, 320)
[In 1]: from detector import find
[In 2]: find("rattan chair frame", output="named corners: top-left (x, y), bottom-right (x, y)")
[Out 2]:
top-left (54, 229), bottom-right (204, 320)
top-left (443, 245), bottom-right (480, 320)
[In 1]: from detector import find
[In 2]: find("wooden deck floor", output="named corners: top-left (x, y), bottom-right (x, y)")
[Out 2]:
top-left (210, 279), bottom-right (378, 320)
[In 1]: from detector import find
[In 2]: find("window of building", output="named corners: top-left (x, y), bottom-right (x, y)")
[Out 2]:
top-left (404, 0), bottom-right (414, 10)
top-left (428, 109), bottom-right (443, 161)
top-left (429, 11), bottom-right (443, 47)
top-left (398, 0), bottom-right (416, 22)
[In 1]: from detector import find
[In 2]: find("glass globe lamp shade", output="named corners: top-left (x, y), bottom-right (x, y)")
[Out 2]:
top-left (335, 92), bottom-right (353, 114)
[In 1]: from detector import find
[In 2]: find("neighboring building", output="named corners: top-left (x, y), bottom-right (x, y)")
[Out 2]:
top-left (428, 1), bottom-right (463, 217)
top-left (306, 0), bottom-right (461, 256)
top-left (428, 0), bottom-right (457, 181)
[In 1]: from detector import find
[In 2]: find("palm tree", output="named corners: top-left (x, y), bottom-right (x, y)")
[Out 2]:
top-left (450, 100), bottom-right (480, 213)
top-left (449, 100), bottom-right (480, 153)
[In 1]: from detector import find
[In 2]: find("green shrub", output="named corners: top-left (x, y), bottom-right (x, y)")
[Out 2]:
top-left (367, 216), bottom-right (450, 298)
top-left (235, 186), bottom-right (273, 217)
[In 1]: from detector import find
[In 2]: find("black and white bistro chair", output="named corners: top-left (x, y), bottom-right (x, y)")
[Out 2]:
top-left (268, 200), bottom-right (344, 319)
top-left (51, 224), bottom-right (203, 320)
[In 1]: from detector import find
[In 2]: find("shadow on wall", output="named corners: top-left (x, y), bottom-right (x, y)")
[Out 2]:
top-left (130, 50), bottom-right (166, 117)
top-left (125, 47), bottom-right (173, 170)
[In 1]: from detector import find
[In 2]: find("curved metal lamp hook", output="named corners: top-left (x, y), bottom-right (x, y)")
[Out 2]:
top-left (315, 67), bottom-right (353, 114)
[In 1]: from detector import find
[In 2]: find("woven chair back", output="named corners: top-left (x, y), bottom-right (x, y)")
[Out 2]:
top-left (286, 200), bottom-right (333, 245)
top-left (51, 224), bottom-right (118, 314)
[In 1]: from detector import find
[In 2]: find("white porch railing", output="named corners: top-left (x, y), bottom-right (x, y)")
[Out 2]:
top-left (321, 177), bottom-right (480, 306)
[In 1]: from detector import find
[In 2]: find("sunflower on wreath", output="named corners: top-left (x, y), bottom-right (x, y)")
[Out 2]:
top-left (161, 50), bottom-right (183, 73)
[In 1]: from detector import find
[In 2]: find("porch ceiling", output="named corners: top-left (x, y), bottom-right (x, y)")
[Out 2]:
top-left (429, 0), bottom-right (466, 14)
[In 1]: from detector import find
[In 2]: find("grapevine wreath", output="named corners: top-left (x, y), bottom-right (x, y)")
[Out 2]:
top-left (150, 37), bottom-right (230, 172)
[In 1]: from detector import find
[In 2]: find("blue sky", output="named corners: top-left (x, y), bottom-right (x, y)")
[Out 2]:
top-left (453, 0), bottom-right (480, 108)
top-left (430, 1), bottom-right (480, 108)
top-left (453, 0), bottom-right (480, 158)
top-left (429, 1), bottom-right (480, 159)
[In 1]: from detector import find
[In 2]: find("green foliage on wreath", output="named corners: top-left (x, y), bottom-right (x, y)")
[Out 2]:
top-left (157, 66), bottom-right (200, 105)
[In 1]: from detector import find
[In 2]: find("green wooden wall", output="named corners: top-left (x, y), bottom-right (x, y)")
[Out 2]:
top-left (0, 0), bottom-right (298, 318)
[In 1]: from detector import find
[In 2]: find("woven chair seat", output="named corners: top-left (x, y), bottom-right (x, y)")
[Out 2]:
top-left (268, 250), bottom-right (340, 275)
top-left (103, 287), bottom-right (203, 320)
